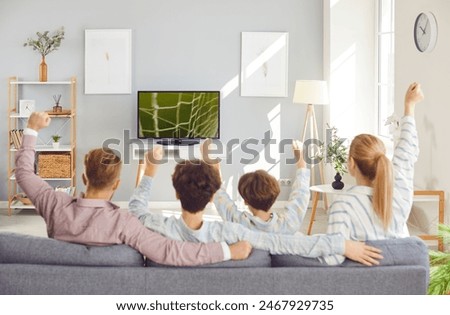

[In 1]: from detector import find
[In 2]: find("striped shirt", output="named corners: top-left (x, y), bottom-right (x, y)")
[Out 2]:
top-left (129, 175), bottom-right (345, 260)
top-left (322, 115), bottom-right (419, 265)
top-left (213, 168), bottom-right (311, 234)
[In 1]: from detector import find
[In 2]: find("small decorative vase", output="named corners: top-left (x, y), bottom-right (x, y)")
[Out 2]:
top-left (332, 172), bottom-right (344, 190)
top-left (53, 94), bottom-right (62, 112)
top-left (52, 105), bottom-right (62, 112)
top-left (52, 142), bottom-right (60, 149)
top-left (39, 56), bottom-right (47, 82)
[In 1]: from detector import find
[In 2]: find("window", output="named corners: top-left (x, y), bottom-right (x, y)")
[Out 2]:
top-left (377, 0), bottom-right (395, 137)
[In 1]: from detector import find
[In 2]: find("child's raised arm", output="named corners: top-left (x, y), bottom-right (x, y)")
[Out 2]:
top-left (293, 139), bottom-right (306, 169)
top-left (281, 140), bottom-right (311, 232)
top-left (128, 146), bottom-right (163, 219)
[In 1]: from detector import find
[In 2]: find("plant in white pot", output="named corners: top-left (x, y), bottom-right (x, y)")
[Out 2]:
top-left (52, 135), bottom-right (61, 149)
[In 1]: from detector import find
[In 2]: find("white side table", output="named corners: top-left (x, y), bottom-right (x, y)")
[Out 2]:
top-left (307, 184), bottom-right (348, 235)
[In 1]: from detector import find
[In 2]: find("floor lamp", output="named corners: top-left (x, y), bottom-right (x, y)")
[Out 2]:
top-left (293, 80), bottom-right (329, 209)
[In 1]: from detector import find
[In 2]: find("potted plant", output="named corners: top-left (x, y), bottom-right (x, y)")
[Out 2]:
top-left (428, 224), bottom-right (450, 295)
top-left (23, 27), bottom-right (65, 82)
top-left (52, 135), bottom-right (61, 149)
top-left (317, 125), bottom-right (348, 189)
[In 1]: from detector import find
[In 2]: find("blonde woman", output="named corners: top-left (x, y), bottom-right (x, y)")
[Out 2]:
top-left (323, 82), bottom-right (424, 265)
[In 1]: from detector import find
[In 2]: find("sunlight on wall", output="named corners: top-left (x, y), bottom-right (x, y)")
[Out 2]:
top-left (330, 43), bottom-right (356, 138)
top-left (243, 103), bottom-right (281, 177)
top-left (219, 39), bottom-right (283, 203)
top-left (221, 75), bottom-right (239, 99)
top-left (330, 0), bottom-right (341, 9)
top-left (243, 35), bottom-right (287, 80)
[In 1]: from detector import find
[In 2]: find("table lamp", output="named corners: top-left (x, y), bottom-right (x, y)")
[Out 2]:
top-left (293, 80), bottom-right (329, 199)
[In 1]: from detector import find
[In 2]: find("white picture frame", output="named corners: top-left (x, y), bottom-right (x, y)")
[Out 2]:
top-left (85, 29), bottom-right (132, 94)
top-left (19, 99), bottom-right (35, 117)
top-left (240, 32), bottom-right (289, 97)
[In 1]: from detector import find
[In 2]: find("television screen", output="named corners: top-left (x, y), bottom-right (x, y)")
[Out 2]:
top-left (138, 91), bottom-right (220, 140)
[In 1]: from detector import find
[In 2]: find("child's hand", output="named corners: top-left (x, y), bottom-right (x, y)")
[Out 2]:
top-left (200, 138), bottom-right (221, 168)
top-left (344, 240), bottom-right (383, 266)
top-left (229, 241), bottom-right (252, 260)
top-left (292, 140), bottom-right (306, 168)
top-left (404, 82), bottom-right (424, 116)
top-left (144, 145), bottom-right (164, 177)
top-left (27, 112), bottom-right (51, 131)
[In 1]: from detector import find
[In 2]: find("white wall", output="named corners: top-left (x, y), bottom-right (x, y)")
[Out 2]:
top-left (0, 0), bottom-right (325, 202)
top-left (324, 0), bottom-right (377, 183)
top-left (395, 0), bottom-right (450, 224)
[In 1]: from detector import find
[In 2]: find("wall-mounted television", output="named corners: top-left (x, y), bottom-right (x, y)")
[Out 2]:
top-left (137, 91), bottom-right (220, 145)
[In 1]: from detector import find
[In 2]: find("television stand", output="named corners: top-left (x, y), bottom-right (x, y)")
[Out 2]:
top-left (156, 139), bottom-right (200, 146)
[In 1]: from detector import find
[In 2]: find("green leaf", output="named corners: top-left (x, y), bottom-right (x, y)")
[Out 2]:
top-left (428, 264), bottom-right (450, 295)
top-left (428, 224), bottom-right (450, 294)
top-left (23, 27), bottom-right (65, 56)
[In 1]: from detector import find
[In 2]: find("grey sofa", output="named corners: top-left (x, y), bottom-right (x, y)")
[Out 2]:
top-left (0, 233), bottom-right (429, 295)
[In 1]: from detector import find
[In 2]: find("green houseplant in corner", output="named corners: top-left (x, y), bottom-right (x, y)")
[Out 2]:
top-left (428, 224), bottom-right (450, 295)
top-left (23, 27), bottom-right (65, 82)
top-left (317, 125), bottom-right (348, 189)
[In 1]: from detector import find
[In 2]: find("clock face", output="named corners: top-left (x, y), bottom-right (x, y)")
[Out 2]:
top-left (414, 12), bottom-right (438, 53)
top-left (19, 100), bottom-right (35, 117)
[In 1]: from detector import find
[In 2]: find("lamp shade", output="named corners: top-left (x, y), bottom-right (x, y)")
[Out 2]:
top-left (293, 80), bottom-right (329, 105)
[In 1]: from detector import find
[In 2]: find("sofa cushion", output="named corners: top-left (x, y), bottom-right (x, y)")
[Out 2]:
top-left (147, 249), bottom-right (271, 268)
top-left (0, 232), bottom-right (144, 267)
top-left (271, 237), bottom-right (429, 268)
top-left (342, 237), bottom-right (429, 268)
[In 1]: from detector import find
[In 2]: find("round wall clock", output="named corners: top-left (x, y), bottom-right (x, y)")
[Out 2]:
top-left (414, 11), bottom-right (438, 53)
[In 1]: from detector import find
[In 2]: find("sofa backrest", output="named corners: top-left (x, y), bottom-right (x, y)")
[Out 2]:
top-left (0, 232), bottom-right (144, 267)
top-left (0, 233), bottom-right (430, 275)
top-left (271, 236), bottom-right (429, 271)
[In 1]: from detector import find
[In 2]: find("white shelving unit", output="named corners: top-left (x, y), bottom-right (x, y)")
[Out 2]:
top-left (7, 76), bottom-right (77, 214)
top-left (9, 145), bottom-right (73, 152)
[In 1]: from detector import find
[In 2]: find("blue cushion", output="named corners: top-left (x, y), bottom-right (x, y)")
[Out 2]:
top-left (0, 232), bottom-right (144, 267)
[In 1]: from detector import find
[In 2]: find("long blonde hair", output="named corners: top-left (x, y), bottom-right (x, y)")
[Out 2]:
top-left (349, 134), bottom-right (393, 229)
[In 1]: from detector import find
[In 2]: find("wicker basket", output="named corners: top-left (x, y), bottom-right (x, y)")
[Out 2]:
top-left (38, 153), bottom-right (71, 178)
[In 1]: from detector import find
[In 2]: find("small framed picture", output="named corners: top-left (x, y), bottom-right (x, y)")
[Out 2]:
top-left (19, 100), bottom-right (35, 117)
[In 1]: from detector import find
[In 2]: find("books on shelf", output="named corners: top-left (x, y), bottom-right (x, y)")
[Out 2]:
top-left (9, 129), bottom-right (23, 149)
